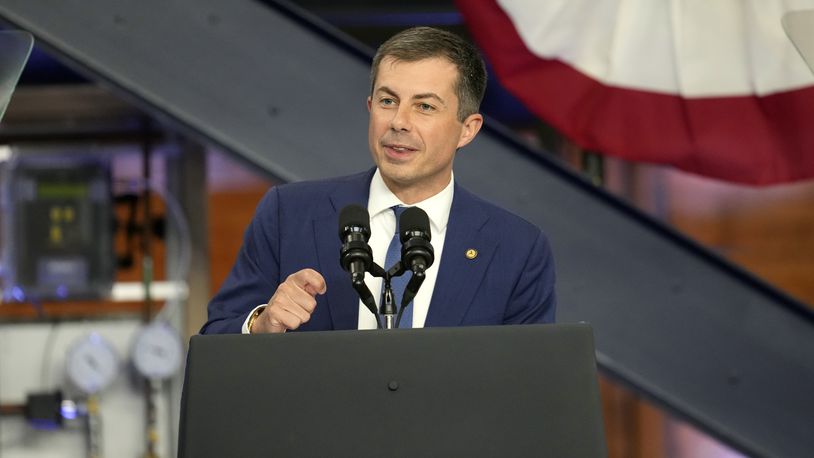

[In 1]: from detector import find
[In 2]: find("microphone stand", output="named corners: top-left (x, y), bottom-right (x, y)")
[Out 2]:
top-left (380, 272), bottom-right (397, 329)
top-left (347, 260), bottom-right (410, 331)
top-left (379, 261), bottom-right (408, 330)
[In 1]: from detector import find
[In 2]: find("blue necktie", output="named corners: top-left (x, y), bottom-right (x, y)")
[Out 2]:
top-left (383, 206), bottom-right (413, 328)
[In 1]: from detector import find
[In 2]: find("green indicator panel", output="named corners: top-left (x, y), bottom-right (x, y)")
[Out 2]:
top-left (37, 182), bottom-right (89, 199)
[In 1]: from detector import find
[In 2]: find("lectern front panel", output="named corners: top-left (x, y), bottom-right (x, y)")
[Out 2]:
top-left (180, 324), bottom-right (606, 457)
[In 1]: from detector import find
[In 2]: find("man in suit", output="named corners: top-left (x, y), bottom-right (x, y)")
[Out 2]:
top-left (201, 26), bottom-right (556, 334)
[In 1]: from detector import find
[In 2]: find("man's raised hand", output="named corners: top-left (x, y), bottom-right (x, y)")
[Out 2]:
top-left (251, 269), bottom-right (327, 333)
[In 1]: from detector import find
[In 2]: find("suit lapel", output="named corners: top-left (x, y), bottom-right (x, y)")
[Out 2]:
top-left (313, 170), bottom-right (373, 330)
top-left (425, 185), bottom-right (496, 327)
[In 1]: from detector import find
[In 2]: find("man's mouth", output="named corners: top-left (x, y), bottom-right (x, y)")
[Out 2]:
top-left (383, 143), bottom-right (418, 158)
top-left (384, 143), bottom-right (417, 152)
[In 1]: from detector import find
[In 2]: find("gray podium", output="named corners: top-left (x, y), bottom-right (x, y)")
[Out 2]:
top-left (179, 324), bottom-right (607, 458)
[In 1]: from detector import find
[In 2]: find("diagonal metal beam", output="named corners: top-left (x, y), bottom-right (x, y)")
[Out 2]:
top-left (0, 29), bottom-right (32, 121)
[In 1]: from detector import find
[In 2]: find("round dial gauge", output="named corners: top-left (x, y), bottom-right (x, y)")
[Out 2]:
top-left (131, 321), bottom-right (183, 380)
top-left (65, 333), bottom-right (120, 395)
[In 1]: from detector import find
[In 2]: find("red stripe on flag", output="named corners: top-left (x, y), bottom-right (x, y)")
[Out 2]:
top-left (456, 0), bottom-right (814, 185)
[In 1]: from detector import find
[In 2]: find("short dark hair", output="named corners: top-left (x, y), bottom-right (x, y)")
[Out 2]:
top-left (370, 26), bottom-right (487, 122)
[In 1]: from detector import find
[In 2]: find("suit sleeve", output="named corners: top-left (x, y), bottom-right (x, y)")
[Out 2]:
top-left (502, 230), bottom-right (557, 324)
top-left (200, 188), bottom-right (282, 334)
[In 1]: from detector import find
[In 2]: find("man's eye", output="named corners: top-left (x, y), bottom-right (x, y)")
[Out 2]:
top-left (418, 103), bottom-right (435, 112)
top-left (380, 98), bottom-right (396, 106)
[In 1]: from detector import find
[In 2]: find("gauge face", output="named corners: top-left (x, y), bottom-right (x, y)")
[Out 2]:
top-left (65, 333), bottom-right (120, 395)
top-left (131, 321), bottom-right (183, 380)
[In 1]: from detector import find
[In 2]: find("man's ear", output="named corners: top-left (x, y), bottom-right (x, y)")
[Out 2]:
top-left (457, 113), bottom-right (484, 149)
top-left (367, 96), bottom-right (372, 112)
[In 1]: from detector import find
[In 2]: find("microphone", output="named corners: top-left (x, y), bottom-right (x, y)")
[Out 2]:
top-left (399, 207), bottom-right (435, 275)
top-left (338, 205), bottom-right (372, 276)
top-left (338, 205), bottom-right (379, 322)
top-left (396, 207), bottom-right (434, 326)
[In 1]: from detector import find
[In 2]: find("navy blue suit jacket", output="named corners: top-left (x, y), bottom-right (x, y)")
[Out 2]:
top-left (201, 169), bottom-right (556, 334)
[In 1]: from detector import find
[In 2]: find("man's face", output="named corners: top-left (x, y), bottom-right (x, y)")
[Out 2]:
top-left (367, 56), bottom-right (482, 203)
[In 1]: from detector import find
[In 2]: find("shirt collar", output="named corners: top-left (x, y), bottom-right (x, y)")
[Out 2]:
top-left (368, 168), bottom-right (454, 233)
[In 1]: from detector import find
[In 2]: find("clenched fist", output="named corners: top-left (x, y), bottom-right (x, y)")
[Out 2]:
top-left (250, 268), bottom-right (327, 333)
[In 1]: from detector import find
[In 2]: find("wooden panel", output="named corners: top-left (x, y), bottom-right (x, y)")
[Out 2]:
top-left (206, 186), bottom-right (271, 295)
top-left (0, 300), bottom-right (144, 320)
top-left (663, 170), bottom-right (814, 306)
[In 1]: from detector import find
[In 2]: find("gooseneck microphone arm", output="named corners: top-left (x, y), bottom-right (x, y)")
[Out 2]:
top-left (396, 271), bottom-right (425, 328)
top-left (351, 274), bottom-right (377, 322)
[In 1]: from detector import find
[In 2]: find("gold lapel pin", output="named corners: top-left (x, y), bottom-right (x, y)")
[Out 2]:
top-left (465, 248), bottom-right (478, 260)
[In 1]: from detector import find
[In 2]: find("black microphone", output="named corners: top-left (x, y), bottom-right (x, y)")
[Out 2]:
top-left (399, 207), bottom-right (434, 275)
top-left (338, 205), bottom-right (373, 275)
top-left (338, 205), bottom-right (379, 322)
top-left (396, 207), bottom-right (434, 326)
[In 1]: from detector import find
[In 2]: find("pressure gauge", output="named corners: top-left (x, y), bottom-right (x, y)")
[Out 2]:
top-left (65, 333), bottom-right (120, 395)
top-left (131, 321), bottom-right (183, 380)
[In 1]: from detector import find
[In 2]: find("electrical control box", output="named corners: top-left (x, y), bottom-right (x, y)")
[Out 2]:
top-left (2, 153), bottom-right (114, 301)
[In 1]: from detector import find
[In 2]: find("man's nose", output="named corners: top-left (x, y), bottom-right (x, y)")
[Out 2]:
top-left (390, 105), bottom-right (412, 131)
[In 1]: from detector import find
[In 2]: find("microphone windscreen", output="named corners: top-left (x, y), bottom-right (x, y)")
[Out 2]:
top-left (399, 206), bottom-right (431, 242)
top-left (338, 205), bottom-right (370, 239)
